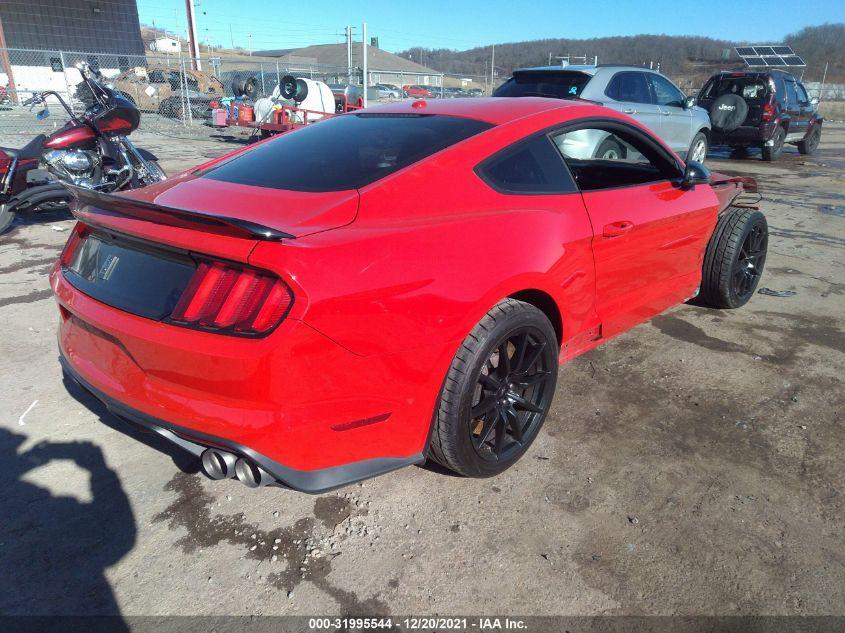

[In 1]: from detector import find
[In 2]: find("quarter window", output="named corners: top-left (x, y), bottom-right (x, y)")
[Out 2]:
top-left (479, 135), bottom-right (577, 194)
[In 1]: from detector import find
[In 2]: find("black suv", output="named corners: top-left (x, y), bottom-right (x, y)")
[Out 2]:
top-left (697, 69), bottom-right (822, 161)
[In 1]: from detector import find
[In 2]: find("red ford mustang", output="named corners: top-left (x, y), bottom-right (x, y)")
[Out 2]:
top-left (51, 98), bottom-right (768, 492)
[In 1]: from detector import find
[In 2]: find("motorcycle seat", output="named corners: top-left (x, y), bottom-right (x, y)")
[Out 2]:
top-left (0, 134), bottom-right (46, 160)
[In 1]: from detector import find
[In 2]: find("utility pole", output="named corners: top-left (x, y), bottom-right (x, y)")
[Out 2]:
top-left (0, 13), bottom-right (18, 104)
top-left (346, 25), bottom-right (352, 83)
top-left (490, 44), bottom-right (495, 91)
top-left (184, 0), bottom-right (201, 70)
top-left (229, 24), bottom-right (234, 49)
top-left (362, 22), bottom-right (368, 107)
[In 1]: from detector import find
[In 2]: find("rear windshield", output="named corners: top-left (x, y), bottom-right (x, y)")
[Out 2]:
top-left (493, 71), bottom-right (591, 99)
top-left (203, 113), bottom-right (492, 192)
top-left (700, 77), bottom-right (768, 102)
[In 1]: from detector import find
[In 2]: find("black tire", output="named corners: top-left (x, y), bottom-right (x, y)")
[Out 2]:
top-left (428, 298), bottom-right (558, 477)
top-left (708, 94), bottom-right (748, 132)
top-left (686, 131), bottom-right (709, 164)
top-left (243, 77), bottom-right (257, 100)
top-left (699, 207), bottom-right (768, 309)
top-left (761, 126), bottom-right (785, 162)
top-left (797, 126), bottom-right (821, 155)
top-left (0, 202), bottom-right (15, 234)
top-left (594, 137), bottom-right (626, 160)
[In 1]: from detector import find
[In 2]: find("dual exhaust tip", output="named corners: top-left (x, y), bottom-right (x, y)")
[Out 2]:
top-left (201, 448), bottom-right (274, 488)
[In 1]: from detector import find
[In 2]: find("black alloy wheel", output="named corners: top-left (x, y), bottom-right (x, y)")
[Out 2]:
top-left (699, 206), bottom-right (768, 309)
top-left (469, 327), bottom-right (555, 462)
top-left (731, 221), bottom-right (767, 303)
top-left (428, 298), bottom-right (559, 477)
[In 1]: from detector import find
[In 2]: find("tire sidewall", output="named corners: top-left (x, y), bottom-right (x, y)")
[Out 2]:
top-left (443, 307), bottom-right (558, 477)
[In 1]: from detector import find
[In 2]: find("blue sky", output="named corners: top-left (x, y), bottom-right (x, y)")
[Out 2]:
top-left (137, 0), bottom-right (845, 53)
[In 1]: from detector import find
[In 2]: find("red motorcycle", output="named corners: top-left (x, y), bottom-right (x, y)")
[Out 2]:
top-left (0, 63), bottom-right (166, 234)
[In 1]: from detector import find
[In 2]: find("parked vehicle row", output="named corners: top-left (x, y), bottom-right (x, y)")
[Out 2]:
top-left (494, 63), bottom-right (821, 163)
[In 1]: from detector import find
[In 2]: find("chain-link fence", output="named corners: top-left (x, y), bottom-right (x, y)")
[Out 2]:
top-left (0, 47), bottom-right (447, 139)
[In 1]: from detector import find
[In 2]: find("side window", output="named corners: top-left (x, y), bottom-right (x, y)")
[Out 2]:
top-left (605, 72), bottom-right (652, 104)
top-left (649, 74), bottom-right (685, 108)
top-left (551, 126), bottom-right (679, 191)
top-left (148, 70), bottom-right (166, 84)
top-left (479, 135), bottom-right (577, 194)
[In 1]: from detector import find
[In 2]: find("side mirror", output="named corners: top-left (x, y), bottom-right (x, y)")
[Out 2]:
top-left (681, 160), bottom-right (710, 189)
top-left (810, 97), bottom-right (819, 106)
top-left (684, 95), bottom-right (696, 109)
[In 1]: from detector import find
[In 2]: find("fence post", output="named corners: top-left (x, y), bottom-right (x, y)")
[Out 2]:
top-left (59, 50), bottom-right (72, 105)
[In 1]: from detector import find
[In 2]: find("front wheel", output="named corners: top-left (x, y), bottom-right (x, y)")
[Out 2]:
top-left (797, 126), bottom-right (820, 155)
top-left (428, 298), bottom-right (558, 477)
top-left (143, 159), bottom-right (166, 184)
top-left (699, 206), bottom-right (768, 309)
top-left (686, 131), bottom-right (708, 163)
top-left (0, 202), bottom-right (15, 234)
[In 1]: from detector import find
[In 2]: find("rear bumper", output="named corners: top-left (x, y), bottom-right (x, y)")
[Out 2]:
top-left (51, 262), bottom-right (449, 487)
top-left (60, 354), bottom-right (423, 493)
top-left (710, 123), bottom-right (776, 146)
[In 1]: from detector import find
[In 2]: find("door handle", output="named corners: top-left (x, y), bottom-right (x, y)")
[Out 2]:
top-left (623, 108), bottom-right (636, 114)
top-left (603, 221), bottom-right (635, 238)
top-left (661, 110), bottom-right (671, 115)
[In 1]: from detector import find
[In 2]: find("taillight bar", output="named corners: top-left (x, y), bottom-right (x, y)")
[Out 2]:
top-left (170, 260), bottom-right (293, 336)
top-left (60, 222), bottom-right (91, 267)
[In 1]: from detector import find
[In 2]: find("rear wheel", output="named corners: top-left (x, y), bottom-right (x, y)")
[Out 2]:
top-left (761, 127), bottom-right (785, 162)
top-left (797, 126), bottom-right (820, 155)
top-left (699, 206), bottom-right (768, 309)
top-left (428, 299), bottom-right (558, 477)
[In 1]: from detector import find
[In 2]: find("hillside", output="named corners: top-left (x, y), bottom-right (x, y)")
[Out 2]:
top-left (398, 23), bottom-right (845, 86)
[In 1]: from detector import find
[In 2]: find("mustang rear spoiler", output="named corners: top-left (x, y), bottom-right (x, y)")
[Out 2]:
top-left (67, 186), bottom-right (295, 241)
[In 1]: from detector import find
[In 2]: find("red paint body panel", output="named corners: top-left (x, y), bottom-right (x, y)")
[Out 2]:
top-left (52, 98), bottom-right (741, 481)
top-left (43, 120), bottom-right (98, 149)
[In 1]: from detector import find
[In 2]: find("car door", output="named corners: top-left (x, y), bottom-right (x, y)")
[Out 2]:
top-left (648, 73), bottom-right (693, 154)
top-left (551, 121), bottom-right (719, 337)
top-left (782, 77), bottom-right (805, 141)
top-left (604, 71), bottom-right (662, 136)
top-left (794, 81), bottom-right (814, 139)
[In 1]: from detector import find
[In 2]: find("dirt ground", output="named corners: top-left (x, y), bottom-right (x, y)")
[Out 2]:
top-left (0, 123), bottom-right (842, 623)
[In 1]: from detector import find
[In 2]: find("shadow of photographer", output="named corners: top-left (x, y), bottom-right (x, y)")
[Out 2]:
top-left (0, 425), bottom-right (135, 627)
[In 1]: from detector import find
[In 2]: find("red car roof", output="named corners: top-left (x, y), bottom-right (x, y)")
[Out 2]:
top-left (362, 96), bottom-right (602, 125)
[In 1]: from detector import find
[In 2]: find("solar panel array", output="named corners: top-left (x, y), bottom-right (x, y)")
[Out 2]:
top-left (735, 45), bottom-right (805, 68)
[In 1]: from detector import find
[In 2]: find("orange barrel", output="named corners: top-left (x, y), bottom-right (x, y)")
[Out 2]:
top-left (237, 104), bottom-right (255, 122)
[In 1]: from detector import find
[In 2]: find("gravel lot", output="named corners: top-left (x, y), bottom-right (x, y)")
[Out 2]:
top-left (0, 123), bottom-right (842, 622)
